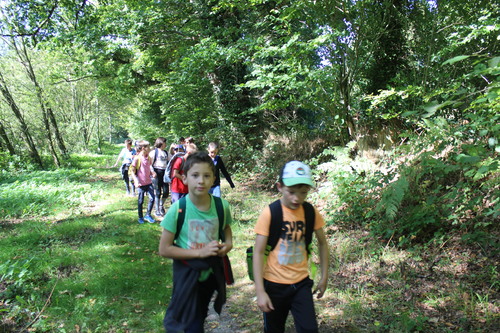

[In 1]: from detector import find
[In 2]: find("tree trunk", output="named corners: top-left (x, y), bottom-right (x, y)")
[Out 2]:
top-left (15, 37), bottom-right (68, 158)
top-left (95, 94), bottom-right (102, 154)
top-left (0, 120), bottom-right (16, 155)
top-left (47, 107), bottom-right (67, 156)
top-left (41, 109), bottom-right (61, 167)
top-left (0, 71), bottom-right (43, 168)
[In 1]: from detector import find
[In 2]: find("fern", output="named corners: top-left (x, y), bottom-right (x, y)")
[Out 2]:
top-left (376, 175), bottom-right (409, 221)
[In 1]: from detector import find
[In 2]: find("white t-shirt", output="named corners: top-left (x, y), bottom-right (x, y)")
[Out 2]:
top-left (149, 148), bottom-right (168, 170)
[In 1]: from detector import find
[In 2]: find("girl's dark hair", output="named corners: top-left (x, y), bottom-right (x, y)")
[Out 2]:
top-left (183, 152), bottom-right (215, 175)
top-left (154, 137), bottom-right (166, 148)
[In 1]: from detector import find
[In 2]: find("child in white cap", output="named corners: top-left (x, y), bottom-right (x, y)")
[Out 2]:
top-left (252, 160), bottom-right (329, 333)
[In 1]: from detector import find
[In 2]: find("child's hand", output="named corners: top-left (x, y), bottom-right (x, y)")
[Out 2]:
top-left (134, 178), bottom-right (141, 187)
top-left (217, 242), bottom-right (232, 257)
top-left (256, 291), bottom-right (274, 313)
top-left (313, 279), bottom-right (327, 299)
top-left (199, 241), bottom-right (221, 258)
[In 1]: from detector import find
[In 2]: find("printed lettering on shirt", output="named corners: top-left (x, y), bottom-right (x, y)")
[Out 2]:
top-left (277, 220), bottom-right (306, 265)
top-left (187, 218), bottom-right (218, 249)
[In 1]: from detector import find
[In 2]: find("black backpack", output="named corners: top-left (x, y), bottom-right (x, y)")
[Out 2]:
top-left (246, 200), bottom-right (315, 281)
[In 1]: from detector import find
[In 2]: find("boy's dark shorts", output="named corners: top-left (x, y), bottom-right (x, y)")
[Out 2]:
top-left (263, 276), bottom-right (318, 333)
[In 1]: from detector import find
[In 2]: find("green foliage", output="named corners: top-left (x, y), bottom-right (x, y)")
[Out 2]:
top-left (0, 158), bottom-right (111, 219)
top-left (320, 121), bottom-right (498, 248)
top-left (0, 153), bottom-right (169, 331)
top-left (308, 144), bottom-right (379, 229)
top-left (0, 259), bottom-right (36, 301)
top-left (0, 151), bottom-right (38, 173)
top-left (247, 130), bottom-right (331, 190)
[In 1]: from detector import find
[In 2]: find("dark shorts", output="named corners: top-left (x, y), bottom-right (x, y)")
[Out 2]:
top-left (263, 277), bottom-right (318, 333)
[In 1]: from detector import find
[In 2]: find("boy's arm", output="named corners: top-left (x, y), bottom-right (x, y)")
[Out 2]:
top-left (313, 227), bottom-right (329, 298)
top-left (218, 225), bottom-right (233, 256)
top-left (148, 155), bottom-right (157, 177)
top-left (114, 150), bottom-right (123, 167)
top-left (253, 234), bottom-right (274, 313)
top-left (130, 158), bottom-right (141, 187)
top-left (217, 157), bottom-right (235, 188)
top-left (158, 228), bottom-right (222, 260)
top-left (173, 168), bottom-right (183, 180)
top-left (173, 158), bottom-right (183, 180)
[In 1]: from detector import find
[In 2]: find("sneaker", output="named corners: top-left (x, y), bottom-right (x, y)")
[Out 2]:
top-left (155, 211), bottom-right (164, 218)
top-left (144, 215), bottom-right (155, 224)
top-left (138, 217), bottom-right (145, 224)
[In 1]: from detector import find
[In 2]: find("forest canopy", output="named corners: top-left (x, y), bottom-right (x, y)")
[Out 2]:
top-left (0, 0), bottom-right (498, 171)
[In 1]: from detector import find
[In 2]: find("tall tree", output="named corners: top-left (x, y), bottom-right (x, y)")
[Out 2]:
top-left (0, 120), bottom-right (15, 155)
top-left (0, 70), bottom-right (43, 167)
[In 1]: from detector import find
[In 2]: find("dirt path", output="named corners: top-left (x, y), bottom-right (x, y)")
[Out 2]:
top-left (204, 279), bottom-right (258, 333)
top-left (205, 302), bottom-right (246, 333)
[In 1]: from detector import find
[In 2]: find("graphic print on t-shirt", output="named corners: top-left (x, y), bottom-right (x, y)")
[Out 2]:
top-left (277, 220), bottom-right (306, 265)
top-left (187, 217), bottom-right (218, 249)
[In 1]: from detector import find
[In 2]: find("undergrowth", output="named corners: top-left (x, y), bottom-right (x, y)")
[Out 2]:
top-left (0, 140), bottom-right (498, 332)
top-left (312, 119), bottom-right (499, 250)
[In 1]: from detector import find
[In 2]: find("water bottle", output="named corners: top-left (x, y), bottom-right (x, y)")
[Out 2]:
top-left (246, 246), bottom-right (254, 281)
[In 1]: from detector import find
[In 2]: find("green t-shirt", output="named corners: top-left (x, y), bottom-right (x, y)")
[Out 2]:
top-left (161, 195), bottom-right (233, 248)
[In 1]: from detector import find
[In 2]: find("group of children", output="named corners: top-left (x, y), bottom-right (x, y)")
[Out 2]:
top-left (115, 139), bottom-right (330, 332)
top-left (114, 137), bottom-right (235, 224)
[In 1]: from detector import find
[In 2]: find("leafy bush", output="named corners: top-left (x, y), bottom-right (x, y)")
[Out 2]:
top-left (321, 125), bottom-right (498, 248)
top-left (309, 145), bottom-right (379, 229)
top-left (248, 131), bottom-right (330, 190)
top-left (0, 151), bottom-right (39, 173)
top-left (0, 259), bottom-right (36, 302)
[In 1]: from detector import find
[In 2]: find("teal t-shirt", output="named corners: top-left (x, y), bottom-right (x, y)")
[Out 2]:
top-left (161, 195), bottom-right (233, 248)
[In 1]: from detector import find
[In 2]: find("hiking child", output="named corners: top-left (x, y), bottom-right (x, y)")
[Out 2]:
top-left (150, 137), bottom-right (169, 217)
top-left (170, 143), bottom-right (197, 203)
top-left (113, 139), bottom-right (136, 196)
top-left (207, 142), bottom-right (235, 198)
top-left (159, 151), bottom-right (234, 332)
top-left (252, 160), bottom-right (329, 333)
top-left (130, 140), bottom-right (156, 224)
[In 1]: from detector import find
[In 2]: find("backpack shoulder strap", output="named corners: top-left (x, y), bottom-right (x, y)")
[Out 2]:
top-left (303, 201), bottom-right (315, 256)
top-left (174, 197), bottom-right (187, 241)
top-left (153, 148), bottom-right (158, 166)
top-left (213, 196), bottom-right (225, 242)
top-left (266, 199), bottom-right (283, 256)
top-left (168, 153), bottom-right (184, 177)
top-left (174, 195), bottom-right (225, 242)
